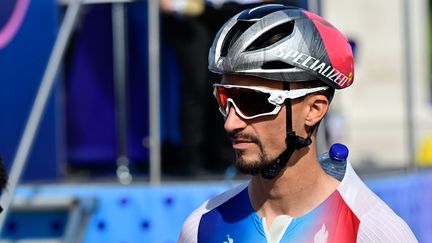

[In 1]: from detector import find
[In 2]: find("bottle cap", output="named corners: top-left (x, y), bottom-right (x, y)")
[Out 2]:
top-left (329, 143), bottom-right (349, 161)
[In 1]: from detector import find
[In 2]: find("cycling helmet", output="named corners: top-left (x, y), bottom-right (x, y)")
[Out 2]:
top-left (208, 4), bottom-right (354, 89)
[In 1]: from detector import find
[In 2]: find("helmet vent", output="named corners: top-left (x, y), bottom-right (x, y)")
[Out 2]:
top-left (246, 21), bottom-right (294, 52)
top-left (221, 21), bottom-right (255, 57)
top-left (238, 4), bottom-right (292, 20)
top-left (261, 61), bottom-right (295, 70)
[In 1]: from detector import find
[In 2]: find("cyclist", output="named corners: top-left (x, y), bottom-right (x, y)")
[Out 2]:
top-left (179, 4), bottom-right (417, 242)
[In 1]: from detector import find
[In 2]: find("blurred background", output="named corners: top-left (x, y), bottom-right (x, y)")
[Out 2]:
top-left (0, 0), bottom-right (432, 242)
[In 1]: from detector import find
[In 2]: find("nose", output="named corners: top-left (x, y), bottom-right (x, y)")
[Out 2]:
top-left (224, 104), bottom-right (247, 133)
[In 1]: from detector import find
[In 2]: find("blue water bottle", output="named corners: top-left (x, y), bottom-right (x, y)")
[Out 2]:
top-left (319, 143), bottom-right (349, 181)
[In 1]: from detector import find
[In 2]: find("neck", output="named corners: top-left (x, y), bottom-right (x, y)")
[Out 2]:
top-left (248, 146), bottom-right (339, 226)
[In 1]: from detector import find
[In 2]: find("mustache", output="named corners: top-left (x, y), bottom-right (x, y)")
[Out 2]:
top-left (228, 132), bottom-right (260, 144)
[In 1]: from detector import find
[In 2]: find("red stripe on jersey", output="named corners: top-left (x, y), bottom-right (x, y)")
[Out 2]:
top-left (321, 191), bottom-right (360, 243)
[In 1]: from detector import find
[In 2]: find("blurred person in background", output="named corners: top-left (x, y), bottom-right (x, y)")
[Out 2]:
top-left (160, 0), bottom-right (300, 176)
top-left (160, 0), bottom-right (214, 176)
top-left (179, 4), bottom-right (418, 242)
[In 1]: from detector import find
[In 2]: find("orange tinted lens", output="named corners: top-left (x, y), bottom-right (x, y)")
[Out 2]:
top-left (215, 86), bottom-right (228, 112)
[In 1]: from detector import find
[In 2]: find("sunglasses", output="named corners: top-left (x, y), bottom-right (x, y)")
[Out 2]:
top-left (213, 84), bottom-right (328, 120)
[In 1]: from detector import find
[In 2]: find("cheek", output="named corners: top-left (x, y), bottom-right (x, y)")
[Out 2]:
top-left (271, 127), bottom-right (287, 151)
top-left (255, 111), bottom-right (287, 153)
top-left (273, 115), bottom-right (288, 148)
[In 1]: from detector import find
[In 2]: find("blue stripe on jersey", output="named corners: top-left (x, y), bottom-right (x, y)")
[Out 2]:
top-left (198, 187), bottom-right (267, 243)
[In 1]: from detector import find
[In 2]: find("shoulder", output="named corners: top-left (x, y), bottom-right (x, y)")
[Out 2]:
top-left (178, 182), bottom-right (248, 243)
top-left (337, 163), bottom-right (418, 242)
top-left (356, 203), bottom-right (418, 242)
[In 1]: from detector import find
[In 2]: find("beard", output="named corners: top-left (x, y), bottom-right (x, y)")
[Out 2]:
top-left (235, 150), bottom-right (272, 175)
top-left (229, 132), bottom-right (280, 175)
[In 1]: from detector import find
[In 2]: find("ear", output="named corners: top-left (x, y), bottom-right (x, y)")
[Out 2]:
top-left (304, 94), bottom-right (329, 127)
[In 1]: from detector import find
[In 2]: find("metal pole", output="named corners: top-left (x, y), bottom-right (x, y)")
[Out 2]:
top-left (112, 3), bottom-right (132, 184)
top-left (310, 0), bottom-right (327, 155)
top-left (402, 0), bottom-right (416, 172)
top-left (148, 0), bottom-right (161, 185)
top-left (0, 0), bottom-right (83, 231)
top-left (308, 0), bottom-right (322, 15)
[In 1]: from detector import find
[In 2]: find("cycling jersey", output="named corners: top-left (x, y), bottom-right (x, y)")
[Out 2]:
top-left (178, 162), bottom-right (418, 243)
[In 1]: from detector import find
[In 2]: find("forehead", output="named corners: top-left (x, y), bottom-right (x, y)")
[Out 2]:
top-left (221, 74), bottom-right (284, 90)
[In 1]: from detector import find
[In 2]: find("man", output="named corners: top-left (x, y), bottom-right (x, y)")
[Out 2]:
top-left (179, 4), bottom-right (417, 243)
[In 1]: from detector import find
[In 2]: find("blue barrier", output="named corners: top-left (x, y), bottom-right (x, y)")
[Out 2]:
top-left (2, 182), bottom-right (232, 242)
top-left (366, 171), bottom-right (432, 243)
top-left (1, 172), bottom-right (431, 242)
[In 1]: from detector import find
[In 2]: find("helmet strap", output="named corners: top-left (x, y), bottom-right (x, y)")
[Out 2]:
top-left (261, 82), bottom-right (315, 179)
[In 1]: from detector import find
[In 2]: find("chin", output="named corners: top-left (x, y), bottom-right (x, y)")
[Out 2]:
top-left (235, 152), bottom-right (258, 164)
top-left (234, 154), bottom-right (265, 175)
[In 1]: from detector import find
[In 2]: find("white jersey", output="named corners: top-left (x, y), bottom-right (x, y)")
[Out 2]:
top-left (179, 162), bottom-right (418, 243)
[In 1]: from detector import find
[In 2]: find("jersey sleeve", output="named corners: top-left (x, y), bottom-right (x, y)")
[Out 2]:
top-left (178, 205), bottom-right (204, 243)
top-left (356, 202), bottom-right (418, 243)
top-left (338, 162), bottom-right (418, 243)
top-left (178, 183), bottom-right (249, 243)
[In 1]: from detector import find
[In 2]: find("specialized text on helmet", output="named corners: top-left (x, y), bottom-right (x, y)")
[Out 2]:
top-left (273, 48), bottom-right (351, 87)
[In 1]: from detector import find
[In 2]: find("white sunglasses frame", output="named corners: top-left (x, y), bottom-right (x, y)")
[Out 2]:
top-left (213, 84), bottom-right (329, 120)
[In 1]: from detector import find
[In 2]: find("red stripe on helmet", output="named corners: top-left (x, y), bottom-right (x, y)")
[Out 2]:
top-left (302, 10), bottom-right (354, 89)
